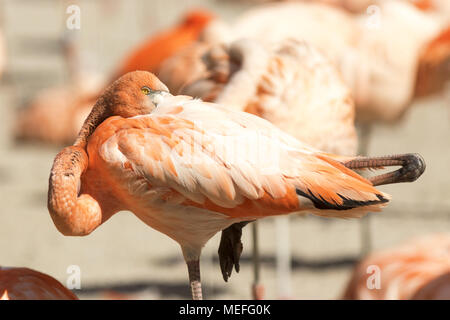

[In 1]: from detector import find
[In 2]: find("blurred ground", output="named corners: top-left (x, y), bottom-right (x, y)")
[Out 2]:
top-left (0, 0), bottom-right (449, 300)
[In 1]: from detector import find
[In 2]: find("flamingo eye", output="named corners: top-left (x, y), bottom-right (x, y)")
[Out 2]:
top-left (141, 86), bottom-right (151, 95)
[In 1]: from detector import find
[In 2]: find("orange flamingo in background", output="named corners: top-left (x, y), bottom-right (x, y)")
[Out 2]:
top-left (111, 9), bottom-right (215, 79)
top-left (0, 267), bottom-right (78, 300)
top-left (342, 234), bottom-right (450, 300)
top-left (47, 71), bottom-right (425, 300)
top-left (179, 38), bottom-right (358, 298)
top-left (14, 9), bottom-right (215, 145)
top-left (15, 74), bottom-right (104, 145)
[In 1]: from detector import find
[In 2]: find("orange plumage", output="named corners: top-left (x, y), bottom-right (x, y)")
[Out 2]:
top-left (342, 234), bottom-right (450, 300)
top-left (112, 9), bottom-right (215, 79)
top-left (415, 26), bottom-right (450, 97)
top-left (0, 267), bottom-right (78, 300)
top-left (47, 72), bottom-right (399, 299)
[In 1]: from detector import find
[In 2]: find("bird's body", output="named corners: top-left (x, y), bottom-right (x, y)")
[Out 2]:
top-left (0, 267), bottom-right (78, 300)
top-left (48, 71), bottom-right (425, 299)
top-left (342, 234), bottom-right (450, 300)
top-left (80, 94), bottom-right (387, 254)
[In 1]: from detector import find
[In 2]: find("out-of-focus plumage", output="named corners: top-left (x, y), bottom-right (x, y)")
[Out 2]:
top-left (197, 1), bottom-right (449, 123)
top-left (415, 26), bottom-right (450, 97)
top-left (0, 267), bottom-right (78, 300)
top-left (112, 9), bottom-right (215, 79)
top-left (181, 39), bottom-right (357, 156)
top-left (342, 234), bottom-right (450, 300)
top-left (15, 74), bottom-right (104, 145)
top-left (14, 9), bottom-right (215, 146)
top-left (158, 42), bottom-right (212, 95)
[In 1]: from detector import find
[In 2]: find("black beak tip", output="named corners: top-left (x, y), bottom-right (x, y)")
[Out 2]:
top-left (405, 153), bottom-right (426, 182)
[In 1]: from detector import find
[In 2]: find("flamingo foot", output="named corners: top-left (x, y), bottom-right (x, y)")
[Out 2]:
top-left (218, 221), bottom-right (250, 282)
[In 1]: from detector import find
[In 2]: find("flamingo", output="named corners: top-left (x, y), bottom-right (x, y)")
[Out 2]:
top-left (15, 74), bottom-right (104, 145)
top-left (318, 0), bottom-right (449, 16)
top-left (0, 267), bottom-right (78, 300)
top-left (47, 71), bottom-right (425, 300)
top-left (342, 234), bottom-right (450, 300)
top-left (198, 1), bottom-right (449, 123)
top-left (231, 0), bottom-right (442, 14)
top-left (179, 38), bottom-right (358, 297)
top-left (111, 9), bottom-right (215, 79)
top-left (193, 0), bottom-right (449, 256)
top-left (14, 17), bottom-right (105, 145)
top-left (14, 9), bottom-right (215, 146)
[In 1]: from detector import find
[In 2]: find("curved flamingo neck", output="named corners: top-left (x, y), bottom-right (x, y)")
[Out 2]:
top-left (48, 146), bottom-right (101, 235)
top-left (48, 98), bottom-right (112, 236)
top-left (74, 98), bottom-right (112, 148)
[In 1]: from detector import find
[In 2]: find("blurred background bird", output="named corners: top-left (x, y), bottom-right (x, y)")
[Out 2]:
top-left (342, 233), bottom-right (450, 300)
top-left (0, 266), bottom-right (78, 300)
top-left (203, 1), bottom-right (449, 124)
top-left (111, 9), bottom-right (215, 79)
top-left (13, 8), bottom-right (215, 146)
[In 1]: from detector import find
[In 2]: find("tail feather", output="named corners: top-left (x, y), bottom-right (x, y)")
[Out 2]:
top-left (293, 153), bottom-right (391, 218)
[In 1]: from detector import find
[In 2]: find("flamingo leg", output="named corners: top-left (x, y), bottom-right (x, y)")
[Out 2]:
top-left (251, 221), bottom-right (264, 300)
top-left (356, 124), bottom-right (372, 256)
top-left (359, 214), bottom-right (372, 257)
top-left (275, 216), bottom-right (291, 299)
top-left (186, 260), bottom-right (202, 300)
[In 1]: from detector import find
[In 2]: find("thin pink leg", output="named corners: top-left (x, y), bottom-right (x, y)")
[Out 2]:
top-left (186, 260), bottom-right (202, 300)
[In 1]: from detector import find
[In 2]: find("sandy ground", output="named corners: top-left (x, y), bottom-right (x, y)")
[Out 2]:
top-left (0, 0), bottom-right (449, 300)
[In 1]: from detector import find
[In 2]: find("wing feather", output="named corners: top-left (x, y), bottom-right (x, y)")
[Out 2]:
top-left (96, 97), bottom-right (389, 218)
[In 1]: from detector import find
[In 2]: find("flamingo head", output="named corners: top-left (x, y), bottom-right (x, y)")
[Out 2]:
top-left (75, 71), bottom-right (170, 147)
